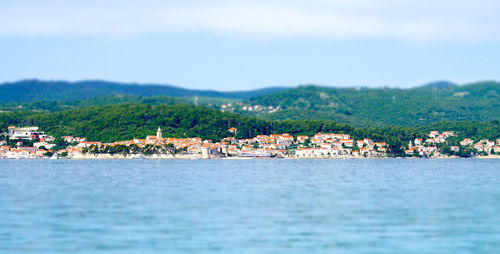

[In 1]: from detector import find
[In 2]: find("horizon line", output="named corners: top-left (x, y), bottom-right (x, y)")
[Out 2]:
top-left (1, 78), bottom-right (498, 92)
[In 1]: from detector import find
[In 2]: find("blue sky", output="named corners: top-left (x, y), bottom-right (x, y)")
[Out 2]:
top-left (0, 0), bottom-right (499, 91)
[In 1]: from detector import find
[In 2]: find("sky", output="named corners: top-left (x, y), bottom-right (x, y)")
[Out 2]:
top-left (0, 0), bottom-right (499, 91)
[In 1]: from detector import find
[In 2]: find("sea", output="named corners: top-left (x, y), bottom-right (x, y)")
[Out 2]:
top-left (1, 159), bottom-right (499, 254)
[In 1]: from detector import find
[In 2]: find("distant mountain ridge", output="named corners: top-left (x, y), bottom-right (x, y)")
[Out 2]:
top-left (0, 79), bottom-right (287, 103)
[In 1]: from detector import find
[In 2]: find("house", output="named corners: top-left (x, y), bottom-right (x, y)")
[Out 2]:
top-left (377, 147), bottom-right (387, 153)
top-left (341, 139), bottom-right (354, 147)
top-left (429, 131), bottom-right (440, 138)
top-left (80, 141), bottom-right (103, 148)
top-left (359, 147), bottom-right (368, 155)
top-left (295, 148), bottom-right (313, 158)
top-left (356, 140), bottom-right (364, 148)
top-left (334, 134), bottom-right (351, 140)
top-left (441, 131), bottom-right (456, 138)
top-left (62, 136), bottom-right (79, 143)
top-left (460, 138), bottom-right (473, 146)
top-left (146, 135), bottom-right (157, 141)
top-left (425, 139), bottom-right (438, 144)
top-left (17, 147), bottom-right (39, 153)
top-left (297, 135), bottom-right (309, 143)
top-left (404, 147), bottom-right (416, 155)
top-left (486, 140), bottom-right (495, 148)
top-left (313, 133), bottom-right (325, 140)
top-left (310, 138), bottom-right (322, 144)
top-left (313, 148), bottom-right (330, 157)
top-left (414, 138), bottom-right (423, 146)
top-left (424, 146), bottom-right (437, 154)
top-left (408, 147), bottom-right (421, 155)
top-left (33, 142), bottom-right (56, 149)
top-left (280, 134), bottom-right (294, 142)
top-left (330, 147), bottom-right (340, 156)
top-left (320, 143), bottom-right (332, 150)
top-left (6, 149), bottom-right (30, 159)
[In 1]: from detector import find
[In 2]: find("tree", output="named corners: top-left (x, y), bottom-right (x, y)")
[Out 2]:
top-left (52, 137), bottom-right (70, 151)
top-left (163, 143), bottom-right (175, 154)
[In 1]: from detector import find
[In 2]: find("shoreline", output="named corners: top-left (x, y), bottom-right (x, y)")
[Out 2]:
top-left (2, 155), bottom-right (499, 160)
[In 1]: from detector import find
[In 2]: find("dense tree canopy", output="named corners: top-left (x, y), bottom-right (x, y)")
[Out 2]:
top-left (1, 81), bottom-right (498, 129)
top-left (1, 104), bottom-right (498, 156)
top-left (242, 81), bottom-right (500, 126)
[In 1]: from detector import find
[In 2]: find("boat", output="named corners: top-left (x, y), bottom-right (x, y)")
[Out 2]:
top-left (240, 152), bottom-right (274, 158)
top-left (131, 154), bottom-right (146, 159)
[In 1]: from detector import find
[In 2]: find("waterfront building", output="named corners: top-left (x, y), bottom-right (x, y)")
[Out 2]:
top-left (0, 125), bottom-right (489, 159)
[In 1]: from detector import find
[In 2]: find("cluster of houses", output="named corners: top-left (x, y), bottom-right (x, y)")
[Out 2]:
top-left (404, 131), bottom-right (500, 157)
top-left (220, 102), bottom-right (280, 114)
top-left (471, 139), bottom-right (500, 154)
top-left (1, 126), bottom-right (57, 159)
top-left (405, 131), bottom-right (457, 156)
top-left (1, 126), bottom-right (499, 159)
top-left (295, 133), bottom-right (388, 158)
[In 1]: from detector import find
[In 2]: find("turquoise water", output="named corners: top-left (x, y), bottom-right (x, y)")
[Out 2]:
top-left (1, 159), bottom-right (499, 253)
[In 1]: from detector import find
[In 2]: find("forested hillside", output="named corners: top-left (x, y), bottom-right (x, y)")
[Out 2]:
top-left (0, 95), bottom-right (193, 112)
top-left (1, 104), bottom-right (498, 156)
top-left (0, 104), bottom-right (351, 142)
top-left (1, 79), bottom-right (499, 128)
top-left (240, 81), bottom-right (500, 126)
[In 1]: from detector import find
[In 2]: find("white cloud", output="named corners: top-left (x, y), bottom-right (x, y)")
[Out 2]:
top-left (0, 0), bottom-right (499, 42)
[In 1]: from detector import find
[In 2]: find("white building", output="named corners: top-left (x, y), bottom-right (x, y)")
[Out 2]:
top-left (7, 126), bottom-right (53, 141)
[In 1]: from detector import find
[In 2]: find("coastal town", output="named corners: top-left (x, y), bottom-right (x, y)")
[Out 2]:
top-left (1, 125), bottom-right (499, 159)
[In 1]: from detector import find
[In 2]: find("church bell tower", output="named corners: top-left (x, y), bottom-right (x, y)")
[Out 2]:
top-left (157, 126), bottom-right (162, 140)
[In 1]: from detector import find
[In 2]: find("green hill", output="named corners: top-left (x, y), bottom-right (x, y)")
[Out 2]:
top-left (0, 79), bottom-right (286, 103)
top-left (1, 104), bottom-right (498, 156)
top-left (0, 104), bottom-right (352, 142)
top-left (0, 95), bottom-right (193, 112)
top-left (1, 79), bottom-right (499, 128)
top-left (238, 81), bottom-right (500, 126)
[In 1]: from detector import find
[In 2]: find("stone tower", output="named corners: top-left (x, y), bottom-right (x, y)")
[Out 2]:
top-left (157, 126), bottom-right (162, 140)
